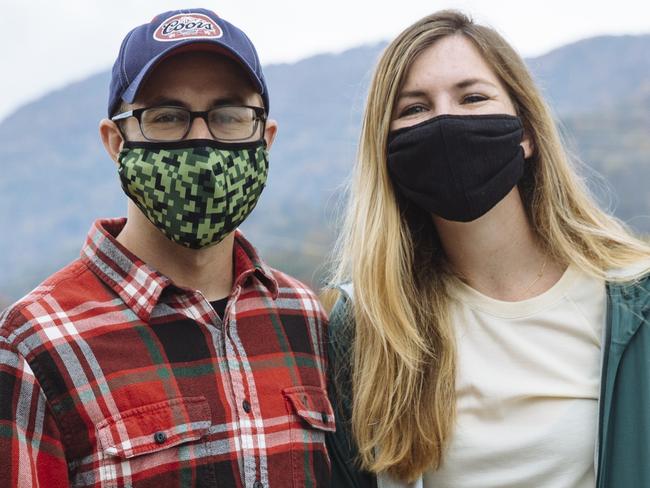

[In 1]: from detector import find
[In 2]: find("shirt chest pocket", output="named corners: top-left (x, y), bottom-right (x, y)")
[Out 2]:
top-left (283, 386), bottom-right (336, 488)
top-left (95, 396), bottom-right (216, 488)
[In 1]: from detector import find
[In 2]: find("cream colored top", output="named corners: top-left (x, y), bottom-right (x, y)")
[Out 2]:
top-left (423, 265), bottom-right (605, 488)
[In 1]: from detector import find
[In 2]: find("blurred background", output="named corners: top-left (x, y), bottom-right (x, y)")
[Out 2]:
top-left (1, 0), bottom-right (649, 307)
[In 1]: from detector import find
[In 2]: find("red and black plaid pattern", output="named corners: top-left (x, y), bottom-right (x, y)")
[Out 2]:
top-left (0, 218), bottom-right (333, 487)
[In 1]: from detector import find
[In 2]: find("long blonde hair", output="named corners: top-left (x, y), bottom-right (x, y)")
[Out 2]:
top-left (329, 9), bottom-right (650, 482)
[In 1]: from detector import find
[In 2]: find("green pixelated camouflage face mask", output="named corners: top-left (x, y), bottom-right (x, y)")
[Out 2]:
top-left (117, 139), bottom-right (269, 249)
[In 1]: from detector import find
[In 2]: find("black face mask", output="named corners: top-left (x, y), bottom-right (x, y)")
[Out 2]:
top-left (386, 114), bottom-right (526, 222)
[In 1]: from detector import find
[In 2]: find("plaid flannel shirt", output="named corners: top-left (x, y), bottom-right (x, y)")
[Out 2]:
top-left (0, 218), bottom-right (334, 487)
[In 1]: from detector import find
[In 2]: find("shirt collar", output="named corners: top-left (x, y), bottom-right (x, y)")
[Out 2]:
top-left (80, 218), bottom-right (171, 322)
top-left (233, 230), bottom-right (279, 299)
top-left (81, 218), bottom-right (279, 322)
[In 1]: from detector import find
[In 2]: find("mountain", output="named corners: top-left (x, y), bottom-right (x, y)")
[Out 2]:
top-left (563, 90), bottom-right (650, 227)
top-left (1, 34), bottom-right (649, 301)
top-left (527, 35), bottom-right (650, 116)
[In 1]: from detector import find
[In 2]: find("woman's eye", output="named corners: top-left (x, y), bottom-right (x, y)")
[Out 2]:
top-left (399, 105), bottom-right (428, 118)
top-left (462, 94), bottom-right (489, 104)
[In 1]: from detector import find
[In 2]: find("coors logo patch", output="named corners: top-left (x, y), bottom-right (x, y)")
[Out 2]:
top-left (153, 13), bottom-right (223, 42)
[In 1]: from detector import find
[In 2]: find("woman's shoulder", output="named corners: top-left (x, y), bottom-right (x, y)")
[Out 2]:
top-left (339, 283), bottom-right (354, 299)
top-left (329, 283), bottom-right (355, 328)
top-left (606, 259), bottom-right (650, 292)
top-left (606, 258), bottom-right (650, 282)
top-left (606, 259), bottom-right (650, 311)
top-left (328, 283), bottom-right (356, 357)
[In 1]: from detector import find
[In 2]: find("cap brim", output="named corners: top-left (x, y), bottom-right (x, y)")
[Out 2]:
top-left (121, 40), bottom-right (265, 106)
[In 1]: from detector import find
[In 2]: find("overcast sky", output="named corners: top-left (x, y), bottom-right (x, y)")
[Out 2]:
top-left (2, 0), bottom-right (649, 121)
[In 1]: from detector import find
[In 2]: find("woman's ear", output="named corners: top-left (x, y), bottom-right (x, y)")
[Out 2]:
top-left (521, 130), bottom-right (535, 159)
top-left (521, 137), bottom-right (535, 159)
top-left (99, 119), bottom-right (125, 165)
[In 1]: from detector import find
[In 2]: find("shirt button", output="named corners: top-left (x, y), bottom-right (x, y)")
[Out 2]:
top-left (242, 400), bottom-right (251, 413)
top-left (253, 481), bottom-right (264, 488)
top-left (153, 431), bottom-right (167, 444)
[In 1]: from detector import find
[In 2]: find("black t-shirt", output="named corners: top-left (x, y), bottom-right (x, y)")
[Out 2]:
top-left (210, 297), bottom-right (228, 319)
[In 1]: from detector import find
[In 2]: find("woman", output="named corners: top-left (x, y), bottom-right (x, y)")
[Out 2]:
top-left (326, 10), bottom-right (650, 488)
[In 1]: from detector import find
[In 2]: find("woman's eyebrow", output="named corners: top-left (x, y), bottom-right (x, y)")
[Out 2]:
top-left (396, 78), bottom-right (498, 101)
top-left (396, 89), bottom-right (428, 101)
top-left (454, 78), bottom-right (497, 90)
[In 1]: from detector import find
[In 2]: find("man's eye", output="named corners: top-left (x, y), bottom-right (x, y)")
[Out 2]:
top-left (210, 111), bottom-right (248, 125)
top-left (212, 114), bottom-right (237, 124)
top-left (153, 112), bottom-right (184, 123)
top-left (462, 94), bottom-right (488, 104)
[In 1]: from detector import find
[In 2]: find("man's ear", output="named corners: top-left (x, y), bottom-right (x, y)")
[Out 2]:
top-left (99, 119), bottom-right (125, 165)
top-left (264, 119), bottom-right (278, 150)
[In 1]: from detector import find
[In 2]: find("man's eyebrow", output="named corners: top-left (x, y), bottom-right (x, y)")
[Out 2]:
top-left (144, 95), bottom-right (249, 108)
top-left (146, 96), bottom-right (188, 107)
top-left (210, 96), bottom-right (247, 106)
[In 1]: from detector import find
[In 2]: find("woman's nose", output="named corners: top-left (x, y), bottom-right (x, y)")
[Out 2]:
top-left (430, 97), bottom-right (456, 117)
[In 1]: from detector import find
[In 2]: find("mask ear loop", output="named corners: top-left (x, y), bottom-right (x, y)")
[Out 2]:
top-left (226, 151), bottom-right (231, 218)
top-left (260, 145), bottom-right (269, 190)
top-left (219, 149), bottom-right (231, 234)
top-left (111, 116), bottom-right (129, 163)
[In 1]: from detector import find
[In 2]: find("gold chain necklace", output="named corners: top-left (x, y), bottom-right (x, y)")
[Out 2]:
top-left (521, 255), bottom-right (549, 297)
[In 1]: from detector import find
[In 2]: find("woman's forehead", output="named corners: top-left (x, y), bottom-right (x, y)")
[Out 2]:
top-left (401, 35), bottom-right (500, 90)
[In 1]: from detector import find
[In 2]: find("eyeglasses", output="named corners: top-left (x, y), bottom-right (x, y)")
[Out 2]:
top-left (111, 105), bottom-right (267, 142)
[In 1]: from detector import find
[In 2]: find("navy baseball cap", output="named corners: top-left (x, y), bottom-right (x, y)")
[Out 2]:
top-left (108, 8), bottom-right (269, 116)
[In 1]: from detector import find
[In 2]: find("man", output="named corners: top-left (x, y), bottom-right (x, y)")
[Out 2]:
top-left (0, 8), bottom-right (333, 487)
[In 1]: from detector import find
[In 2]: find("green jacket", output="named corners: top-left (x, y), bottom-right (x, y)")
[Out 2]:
top-left (326, 273), bottom-right (650, 488)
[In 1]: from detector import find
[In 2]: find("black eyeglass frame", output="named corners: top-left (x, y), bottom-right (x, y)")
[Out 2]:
top-left (110, 105), bottom-right (267, 143)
